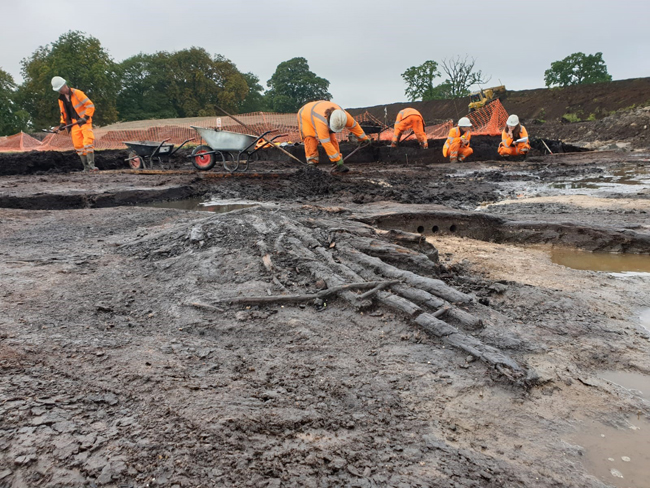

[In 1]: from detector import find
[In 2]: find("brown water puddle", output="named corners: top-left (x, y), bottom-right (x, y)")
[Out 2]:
top-left (142, 198), bottom-right (258, 213)
top-left (600, 371), bottom-right (650, 401)
top-left (571, 417), bottom-right (650, 488)
top-left (550, 248), bottom-right (650, 273)
top-left (551, 164), bottom-right (650, 190)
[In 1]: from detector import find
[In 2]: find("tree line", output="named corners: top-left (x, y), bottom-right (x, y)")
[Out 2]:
top-left (0, 31), bottom-right (332, 136)
top-left (0, 30), bottom-right (614, 137)
top-left (400, 52), bottom-right (612, 102)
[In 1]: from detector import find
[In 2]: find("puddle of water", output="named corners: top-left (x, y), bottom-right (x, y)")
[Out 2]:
top-left (142, 198), bottom-right (258, 213)
top-left (549, 164), bottom-right (650, 193)
top-left (571, 417), bottom-right (650, 488)
top-left (550, 248), bottom-right (650, 273)
top-left (600, 371), bottom-right (650, 401)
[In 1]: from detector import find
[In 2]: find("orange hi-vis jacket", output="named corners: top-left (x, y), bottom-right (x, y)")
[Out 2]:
top-left (443, 126), bottom-right (471, 157)
top-left (501, 125), bottom-right (529, 148)
top-left (298, 101), bottom-right (369, 163)
top-left (58, 88), bottom-right (95, 125)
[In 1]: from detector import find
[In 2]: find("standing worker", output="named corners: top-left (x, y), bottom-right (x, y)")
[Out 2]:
top-left (498, 114), bottom-right (530, 157)
top-left (51, 76), bottom-right (97, 172)
top-left (443, 117), bottom-right (473, 163)
top-left (297, 100), bottom-right (371, 173)
top-left (391, 108), bottom-right (428, 149)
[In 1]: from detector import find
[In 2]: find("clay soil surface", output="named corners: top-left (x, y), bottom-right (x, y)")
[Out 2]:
top-left (1, 146), bottom-right (650, 488)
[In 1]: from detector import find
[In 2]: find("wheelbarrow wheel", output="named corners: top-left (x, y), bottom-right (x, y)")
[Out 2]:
top-left (192, 145), bottom-right (216, 171)
top-left (237, 151), bottom-right (258, 172)
top-left (128, 150), bottom-right (144, 170)
top-left (223, 152), bottom-right (239, 173)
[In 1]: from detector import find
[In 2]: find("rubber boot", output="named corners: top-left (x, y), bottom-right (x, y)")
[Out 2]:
top-left (79, 154), bottom-right (89, 172)
top-left (331, 163), bottom-right (350, 174)
top-left (87, 151), bottom-right (98, 171)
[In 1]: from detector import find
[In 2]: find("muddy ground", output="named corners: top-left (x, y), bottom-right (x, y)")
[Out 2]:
top-left (1, 145), bottom-right (650, 488)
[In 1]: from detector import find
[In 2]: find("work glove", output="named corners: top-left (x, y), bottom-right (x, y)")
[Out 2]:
top-left (57, 123), bottom-right (66, 132)
top-left (76, 117), bottom-right (87, 126)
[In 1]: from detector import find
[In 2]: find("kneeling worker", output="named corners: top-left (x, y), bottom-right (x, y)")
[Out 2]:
top-left (443, 117), bottom-right (473, 163)
top-left (391, 108), bottom-right (428, 149)
top-left (498, 114), bottom-right (530, 157)
top-left (51, 76), bottom-right (97, 172)
top-left (298, 100), bottom-right (371, 173)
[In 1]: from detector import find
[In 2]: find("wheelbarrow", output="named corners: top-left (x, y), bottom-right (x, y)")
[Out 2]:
top-left (123, 138), bottom-right (196, 169)
top-left (189, 126), bottom-right (287, 172)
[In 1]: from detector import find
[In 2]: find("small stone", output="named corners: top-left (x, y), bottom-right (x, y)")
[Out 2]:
top-left (189, 226), bottom-right (204, 243)
top-left (466, 355), bottom-right (476, 363)
top-left (621, 456), bottom-right (631, 462)
top-left (235, 311), bottom-right (248, 321)
top-left (0, 470), bottom-right (11, 481)
top-left (610, 469), bottom-right (624, 479)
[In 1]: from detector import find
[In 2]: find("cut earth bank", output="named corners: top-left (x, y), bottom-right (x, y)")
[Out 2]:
top-left (1, 148), bottom-right (649, 487)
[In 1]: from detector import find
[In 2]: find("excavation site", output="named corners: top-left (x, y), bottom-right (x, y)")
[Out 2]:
top-left (1, 80), bottom-right (650, 488)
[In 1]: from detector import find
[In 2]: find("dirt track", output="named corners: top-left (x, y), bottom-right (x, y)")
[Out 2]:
top-left (1, 147), bottom-right (650, 487)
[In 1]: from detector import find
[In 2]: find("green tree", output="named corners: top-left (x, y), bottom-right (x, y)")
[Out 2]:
top-left (238, 72), bottom-right (267, 113)
top-left (17, 31), bottom-right (120, 128)
top-left (401, 60), bottom-right (441, 101)
top-left (440, 56), bottom-right (490, 99)
top-left (117, 47), bottom-right (248, 120)
top-left (544, 52), bottom-right (612, 88)
top-left (165, 47), bottom-right (248, 117)
top-left (265, 57), bottom-right (331, 113)
top-left (0, 68), bottom-right (29, 135)
top-left (116, 53), bottom-right (176, 121)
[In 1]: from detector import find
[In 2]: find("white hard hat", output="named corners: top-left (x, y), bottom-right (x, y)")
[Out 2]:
top-left (458, 117), bottom-right (472, 128)
top-left (507, 114), bottom-right (520, 127)
top-left (329, 109), bottom-right (348, 132)
top-left (51, 76), bottom-right (66, 91)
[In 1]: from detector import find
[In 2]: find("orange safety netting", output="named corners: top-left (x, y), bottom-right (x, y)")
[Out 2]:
top-left (0, 132), bottom-right (44, 152)
top-left (0, 101), bottom-right (509, 152)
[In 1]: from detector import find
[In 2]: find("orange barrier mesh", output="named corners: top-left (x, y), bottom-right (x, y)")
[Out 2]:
top-left (467, 99), bottom-right (509, 136)
top-left (0, 101), bottom-right (509, 152)
top-left (0, 132), bottom-right (44, 152)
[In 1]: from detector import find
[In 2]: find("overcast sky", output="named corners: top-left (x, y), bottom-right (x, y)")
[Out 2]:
top-left (2, 0), bottom-right (649, 109)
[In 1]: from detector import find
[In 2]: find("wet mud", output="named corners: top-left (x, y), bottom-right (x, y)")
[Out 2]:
top-left (1, 146), bottom-right (650, 487)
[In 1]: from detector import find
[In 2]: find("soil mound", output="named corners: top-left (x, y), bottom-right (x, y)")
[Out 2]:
top-left (349, 77), bottom-right (650, 125)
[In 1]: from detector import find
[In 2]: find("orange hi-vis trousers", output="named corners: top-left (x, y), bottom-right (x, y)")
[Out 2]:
top-left (498, 142), bottom-right (530, 156)
top-left (392, 117), bottom-right (427, 147)
top-left (447, 140), bottom-right (473, 161)
top-left (70, 121), bottom-right (95, 156)
top-left (304, 135), bottom-right (341, 165)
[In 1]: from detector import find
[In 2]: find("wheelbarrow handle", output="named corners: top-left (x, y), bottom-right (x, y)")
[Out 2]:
top-left (170, 137), bottom-right (198, 156)
top-left (150, 138), bottom-right (172, 158)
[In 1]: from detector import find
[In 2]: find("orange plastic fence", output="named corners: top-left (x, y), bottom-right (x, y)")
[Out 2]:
top-left (0, 101), bottom-right (509, 153)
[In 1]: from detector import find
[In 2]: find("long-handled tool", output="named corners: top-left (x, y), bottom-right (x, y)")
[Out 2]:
top-left (42, 122), bottom-right (76, 134)
top-left (214, 104), bottom-right (306, 165)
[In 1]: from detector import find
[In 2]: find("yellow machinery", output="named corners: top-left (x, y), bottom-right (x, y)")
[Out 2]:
top-left (468, 85), bottom-right (506, 112)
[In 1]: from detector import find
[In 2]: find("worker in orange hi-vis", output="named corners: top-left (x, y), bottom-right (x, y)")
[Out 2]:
top-left (51, 76), bottom-right (97, 172)
top-left (443, 117), bottom-right (473, 163)
top-left (297, 100), bottom-right (371, 173)
top-left (498, 114), bottom-right (531, 157)
top-left (391, 108), bottom-right (428, 149)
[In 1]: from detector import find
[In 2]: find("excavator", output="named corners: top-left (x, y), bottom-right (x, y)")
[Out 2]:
top-left (468, 85), bottom-right (506, 112)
